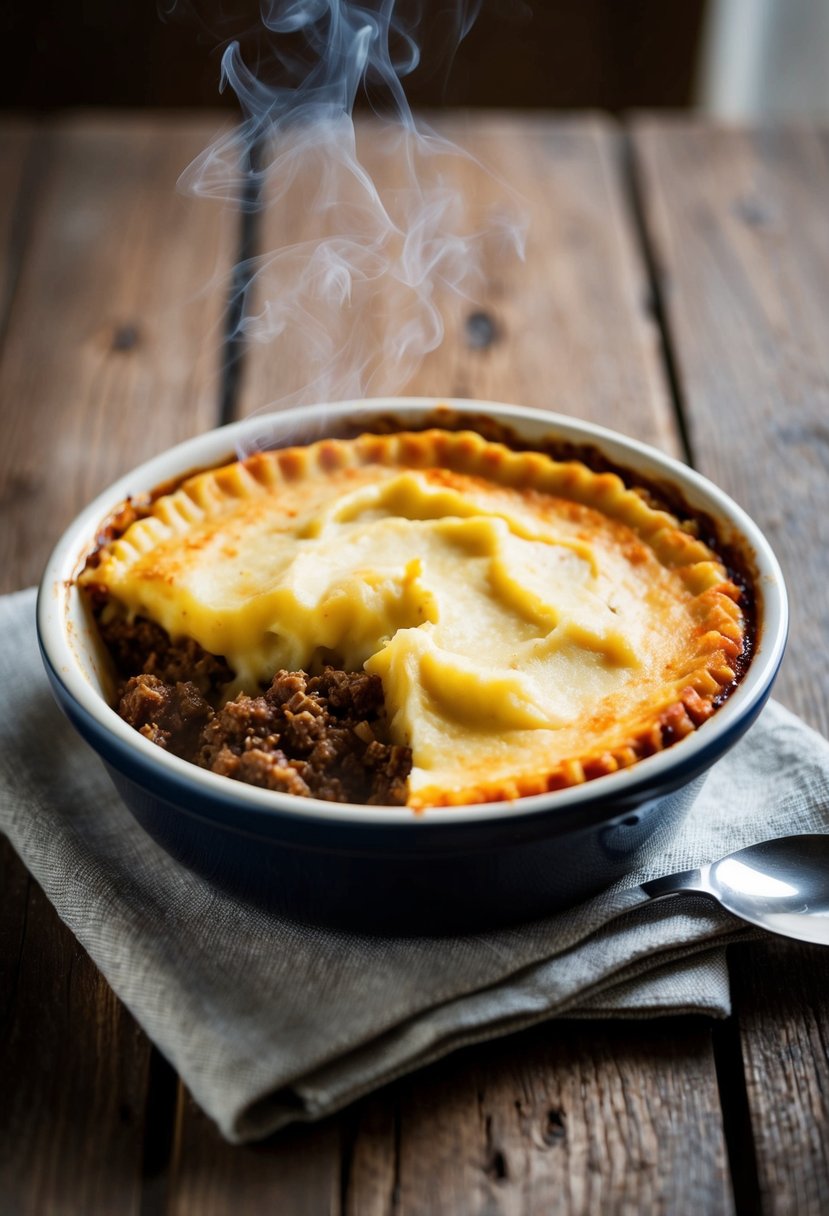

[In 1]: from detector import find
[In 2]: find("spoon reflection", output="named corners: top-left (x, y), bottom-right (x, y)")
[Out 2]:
top-left (639, 834), bottom-right (829, 945)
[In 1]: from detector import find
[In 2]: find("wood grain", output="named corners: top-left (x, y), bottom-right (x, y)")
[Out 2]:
top-left (237, 114), bottom-right (678, 456)
top-left (163, 1019), bottom-right (734, 1216)
top-left (0, 877), bottom-right (153, 1216)
top-left (729, 942), bottom-right (829, 1216)
top-left (632, 120), bottom-right (829, 737)
top-left (346, 1018), bottom-right (733, 1216)
top-left (632, 118), bottom-right (829, 1216)
top-left (0, 122), bottom-right (36, 341)
top-left (0, 113), bottom-right (236, 592)
top-left (0, 116), bottom-right (235, 1214)
top-left (167, 1093), bottom-right (342, 1216)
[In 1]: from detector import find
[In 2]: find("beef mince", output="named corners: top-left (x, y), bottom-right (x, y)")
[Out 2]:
top-left (108, 614), bottom-right (412, 805)
top-left (120, 674), bottom-right (213, 756)
top-left (99, 614), bottom-right (233, 696)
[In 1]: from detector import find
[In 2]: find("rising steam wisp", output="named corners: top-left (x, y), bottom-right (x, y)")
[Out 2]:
top-left (178, 1), bottom-right (527, 450)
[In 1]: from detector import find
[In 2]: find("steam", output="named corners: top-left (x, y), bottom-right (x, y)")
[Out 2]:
top-left (177, 1), bottom-right (526, 443)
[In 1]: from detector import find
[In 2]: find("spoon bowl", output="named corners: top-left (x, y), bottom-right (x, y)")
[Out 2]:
top-left (642, 834), bottom-right (829, 945)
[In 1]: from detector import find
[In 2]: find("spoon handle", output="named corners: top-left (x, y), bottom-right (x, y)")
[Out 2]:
top-left (640, 865), bottom-right (714, 901)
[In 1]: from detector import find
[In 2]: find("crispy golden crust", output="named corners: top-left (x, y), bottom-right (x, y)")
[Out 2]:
top-left (82, 430), bottom-right (748, 809)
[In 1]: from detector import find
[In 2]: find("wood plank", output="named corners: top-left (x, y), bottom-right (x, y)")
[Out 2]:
top-left (0, 115), bottom-right (235, 1215)
top-left (632, 120), bottom-right (829, 736)
top-left (632, 118), bottom-right (829, 1216)
top-left (0, 112), bottom-right (235, 592)
top-left (729, 942), bottom-right (829, 1216)
top-left (0, 122), bottom-right (36, 340)
top-left (345, 1019), bottom-right (732, 1216)
top-left (0, 878), bottom-right (154, 1216)
top-left (163, 1019), bottom-right (733, 1216)
top-left (166, 116), bottom-right (733, 1213)
top-left (237, 114), bottom-right (679, 456)
top-left (167, 1093), bottom-right (342, 1216)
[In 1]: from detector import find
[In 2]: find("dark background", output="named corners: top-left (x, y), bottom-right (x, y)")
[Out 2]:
top-left (1, 0), bottom-right (707, 111)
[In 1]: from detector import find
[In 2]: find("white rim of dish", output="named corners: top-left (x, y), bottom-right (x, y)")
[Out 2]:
top-left (38, 397), bottom-right (789, 826)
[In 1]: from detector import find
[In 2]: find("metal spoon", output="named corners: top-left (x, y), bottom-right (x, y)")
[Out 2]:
top-left (638, 834), bottom-right (829, 945)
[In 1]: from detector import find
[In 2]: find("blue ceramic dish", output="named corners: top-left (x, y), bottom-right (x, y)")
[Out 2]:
top-left (37, 400), bottom-right (788, 931)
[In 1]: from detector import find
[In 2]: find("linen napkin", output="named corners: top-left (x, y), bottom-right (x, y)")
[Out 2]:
top-left (2, 588), bottom-right (828, 1143)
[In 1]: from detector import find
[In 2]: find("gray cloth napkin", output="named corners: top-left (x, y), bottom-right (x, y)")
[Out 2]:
top-left (2, 588), bottom-right (828, 1143)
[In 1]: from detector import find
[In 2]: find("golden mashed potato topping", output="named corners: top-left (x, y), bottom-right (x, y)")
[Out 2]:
top-left (82, 429), bottom-right (746, 807)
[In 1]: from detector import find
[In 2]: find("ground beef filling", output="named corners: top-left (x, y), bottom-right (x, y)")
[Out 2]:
top-left (99, 615), bottom-right (234, 697)
top-left (102, 616), bottom-right (412, 805)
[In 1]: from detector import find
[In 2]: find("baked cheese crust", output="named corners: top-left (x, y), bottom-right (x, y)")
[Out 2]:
top-left (81, 430), bottom-right (746, 807)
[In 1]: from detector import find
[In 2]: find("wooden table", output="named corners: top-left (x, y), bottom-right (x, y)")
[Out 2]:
top-left (2, 112), bottom-right (828, 1215)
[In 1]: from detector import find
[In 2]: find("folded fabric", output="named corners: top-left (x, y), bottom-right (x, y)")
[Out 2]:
top-left (2, 588), bottom-right (827, 1142)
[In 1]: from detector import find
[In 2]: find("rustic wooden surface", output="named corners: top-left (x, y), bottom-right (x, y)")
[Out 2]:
top-left (240, 115), bottom-right (678, 455)
top-left (1, 113), bottom-right (827, 1215)
top-left (0, 115), bottom-right (235, 1216)
top-left (633, 117), bottom-right (829, 1216)
top-left (0, 114), bottom-right (235, 590)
